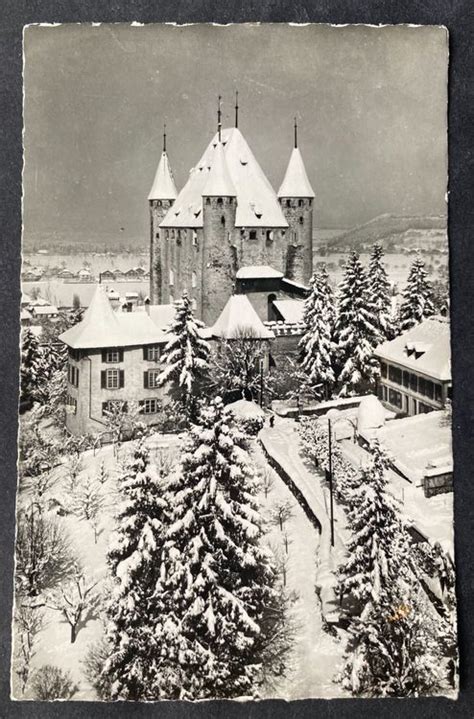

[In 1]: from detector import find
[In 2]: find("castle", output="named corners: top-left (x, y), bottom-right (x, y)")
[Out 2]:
top-left (59, 100), bottom-right (316, 436)
top-left (149, 100), bottom-right (315, 325)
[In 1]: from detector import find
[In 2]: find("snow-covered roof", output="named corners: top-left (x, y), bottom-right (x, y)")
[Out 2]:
top-left (374, 316), bottom-right (451, 381)
top-left (59, 285), bottom-right (175, 349)
top-left (202, 141), bottom-right (236, 197)
top-left (372, 410), bottom-right (452, 483)
top-left (357, 395), bottom-right (386, 433)
top-left (236, 265), bottom-right (284, 280)
top-left (32, 305), bottom-right (59, 315)
top-left (21, 309), bottom-right (32, 321)
top-left (226, 399), bottom-right (266, 419)
top-left (160, 127), bottom-right (288, 229)
top-left (148, 151), bottom-right (178, 201)
top-left (272, 299), bottom-right (305, 324)
top-left (210, 295), bottom-right (275, 340)
top-left (278, 147), bottom-right (315, 198)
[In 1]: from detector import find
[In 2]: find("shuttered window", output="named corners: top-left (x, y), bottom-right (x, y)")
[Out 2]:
top-left (102, 369), bottom-right (124, 390)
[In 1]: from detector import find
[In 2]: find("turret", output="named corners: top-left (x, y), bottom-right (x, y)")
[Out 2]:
top-left (278, 119), bottom-right (315, 284)
top-left (148, 124), bottom-right (177, 304)
top-left (201, 98), bottom-right (238, 324)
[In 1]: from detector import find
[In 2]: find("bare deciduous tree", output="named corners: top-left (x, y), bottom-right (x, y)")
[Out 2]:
top-left (15, 503), bottom-right (75, 597)
top-left (46, 564), bottom-right (100, 644)
top-left (14, 603), bottom-right (45, 694)
top-left (271, 499), bottom-right (294, 532)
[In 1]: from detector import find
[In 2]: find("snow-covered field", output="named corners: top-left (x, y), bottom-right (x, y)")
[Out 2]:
top-left (13, 429), bottom-right (345, 701)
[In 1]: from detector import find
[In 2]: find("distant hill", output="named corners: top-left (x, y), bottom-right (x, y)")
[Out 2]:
top-left (323, 214), bottom-right (447, 253)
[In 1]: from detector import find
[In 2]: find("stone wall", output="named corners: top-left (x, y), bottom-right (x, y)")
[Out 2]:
top-left (279, 197), bottom-right (313, 284)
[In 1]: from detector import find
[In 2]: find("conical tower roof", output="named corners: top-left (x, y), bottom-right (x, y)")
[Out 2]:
top-left (160, 128), bottom-right (288, 228)
top-left (59, 285), bottom-right (124, 349)
top-left (202, 140), bottom-right (236, 197)
top-left (278, 147), bottom-right (315, 198)
top-left (148, 151), bottom-right (178, 201)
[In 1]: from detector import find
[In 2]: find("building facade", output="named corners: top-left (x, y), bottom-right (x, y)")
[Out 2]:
top-left (374, 316), bottom-right (451, 416)
top-left (149, 117), bottom-right (315, 325)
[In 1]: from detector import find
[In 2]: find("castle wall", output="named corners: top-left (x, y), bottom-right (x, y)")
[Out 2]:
top-left (201, 196), bottom-right (238, 325)
top-left (279, 197), bottom-right (313, 284)
top-left (150, 199), bottom-right (173, 304)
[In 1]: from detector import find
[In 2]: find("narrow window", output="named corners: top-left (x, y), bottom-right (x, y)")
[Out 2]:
top-left (192, 271), bottom-right (197, 289)
top-left (217, 197), bottom-right (223, 205)
top-left (249, 230), bottom-right (257, 240)
top-left (105, 369), bottom-right (120, 389)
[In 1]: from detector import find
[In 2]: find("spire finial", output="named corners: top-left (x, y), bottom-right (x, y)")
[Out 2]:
top-left (294, 116), bottom-right (298, 149)
top-left (235, 90), bottom-right (239, 128)
top-left (163, 122), bottom-right (167, 153)
top-left (217, 94), bottom-right (222, 142)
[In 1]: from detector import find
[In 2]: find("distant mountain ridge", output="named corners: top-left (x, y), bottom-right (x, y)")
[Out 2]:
top-left (323, 214), bottom-right (447, 252)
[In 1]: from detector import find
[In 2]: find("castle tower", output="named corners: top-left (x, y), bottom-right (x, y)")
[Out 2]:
top-left (278, 119), bottom-right (315, 284)
top-left (148, 125), bottom-right (177, 304)
top-left (201, 135), bottom-right (237, 325)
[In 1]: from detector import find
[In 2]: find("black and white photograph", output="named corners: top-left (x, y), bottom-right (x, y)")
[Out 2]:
top-left (13, 22), bottom-right (456, 701)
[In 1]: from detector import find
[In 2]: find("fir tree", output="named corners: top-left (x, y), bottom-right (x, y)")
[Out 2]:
top-left (158, 291), bottom-right (210, 416)
top-left (342, 579), bottom-right (445, 697)
top-left (153, 398), bottom-right (279, 700)
top-left (334, 251), bottom-right (380, 396)
top-left (103, 439), bottom-right (168, 700)
top-left (298, 268), bottom-right (335, 400)
top-left (399, 254), bottom-right (435, 331)
top-left (20, 329), bottom-right (42, 404)
top-left (367, 244), bottom-right (394, 341)
top-left (337, 441), bottom-right (405, 612)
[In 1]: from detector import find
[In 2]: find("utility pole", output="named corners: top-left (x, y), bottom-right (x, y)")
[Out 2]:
top-left (259, 358), bottom-right (264, 407)
top-left (327, 417), bottom-right (335, 547)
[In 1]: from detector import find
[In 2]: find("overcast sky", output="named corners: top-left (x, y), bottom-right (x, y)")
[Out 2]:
top-left (23, 23), bottom-right (448, 245)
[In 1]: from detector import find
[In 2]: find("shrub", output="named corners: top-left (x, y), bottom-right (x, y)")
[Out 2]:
top-left (31, 665), bottom-right (77, 700)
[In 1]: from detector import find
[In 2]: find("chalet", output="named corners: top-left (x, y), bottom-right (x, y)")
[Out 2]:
top-left (31, 305), bottom-right (59, 319)
top-left (374, 316), bottom-right (451, 416)
top-left (58, 269), bottom-right (76, 279)
top-left (100, 269), bottom-right (116, 281)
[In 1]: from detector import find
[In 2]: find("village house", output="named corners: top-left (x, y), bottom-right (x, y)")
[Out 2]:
top-left (374, 316), bottom-right (451, 416)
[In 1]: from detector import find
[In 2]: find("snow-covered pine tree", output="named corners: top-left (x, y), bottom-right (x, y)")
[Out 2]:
top-left (298, 269), bottom-right (335, 400)
top-left (103, 439), bottom-right (168, 700)
top-left (337, 441), bottom-right (406, 613)
top-left (342, 577), bottom-right (446, 697)
top-left (20, 329), bottom-right (42, 404)
top-left (334, 251), bottom-right (380, 396)
top-left (153, 398), bottom-right (279, 700)
top-left (399, 253), bottom-right (436, 331)
top-left (158, 291), bottom-right (210, 417)
top-left (367, 243), bottom-right (394, 341)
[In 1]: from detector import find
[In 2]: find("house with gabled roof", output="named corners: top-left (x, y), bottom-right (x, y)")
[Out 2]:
top-left (374, 316), bottom-right (451, 416)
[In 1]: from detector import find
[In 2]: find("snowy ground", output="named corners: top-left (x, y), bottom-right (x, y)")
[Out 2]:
top-left (252, 441), bottom-right (347, 700)
top-left (13, 429), bottom-right (346, 701)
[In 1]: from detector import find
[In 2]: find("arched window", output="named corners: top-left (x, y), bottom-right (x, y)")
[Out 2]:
top-left (267, 293), bottom-right (277, 321)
